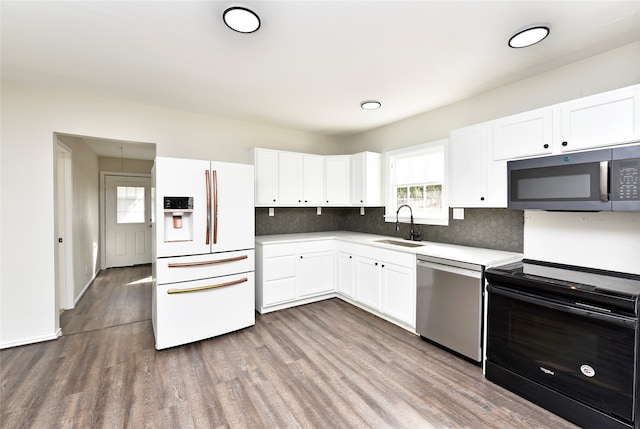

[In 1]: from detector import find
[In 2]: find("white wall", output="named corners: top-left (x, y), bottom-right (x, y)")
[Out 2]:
top-left (524, 211), bottom-right (640, 275)
top-left (343, 42), bottom-right (640, 153)
top-left (0, 81), bottom-right (341, 348)
top-left (59, 138), bottom-right (101, 300)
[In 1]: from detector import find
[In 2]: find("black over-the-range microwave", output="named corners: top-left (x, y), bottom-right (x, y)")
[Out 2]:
top-left (507, 143), bottom-right (640, 212)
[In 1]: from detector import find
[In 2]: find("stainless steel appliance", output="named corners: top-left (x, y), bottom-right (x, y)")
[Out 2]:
top-left (485, 260), bottom-right (640, 429)
top-left (417, 255), bottom-right (483, 362)
top-left (507, 143), bottom-right (640, 211)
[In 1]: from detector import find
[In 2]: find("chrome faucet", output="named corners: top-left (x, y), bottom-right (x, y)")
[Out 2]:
top-left (396, 204), bottom-right (421, 241)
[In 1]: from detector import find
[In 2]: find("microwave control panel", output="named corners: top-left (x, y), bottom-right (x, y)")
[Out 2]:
top-left (612, 144), bottom-right (640, 211)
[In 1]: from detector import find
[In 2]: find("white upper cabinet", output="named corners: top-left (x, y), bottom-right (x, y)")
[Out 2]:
top-left (302, 154), bottom-right (324, 205)
top-left (558, 86), bottom-right (640, 152)
top-left (254, 149), bottom-right (279, 206)
top-left (450, 123), bottom-right (507, 208)
top-left (277, 151), bottom-right (303, 205)
top-left (351, 151), bottom-right (382, 206)
top-left (492, 107), bottom-right (554, 160)
top-left (324, 155), bottom-right (351, 205)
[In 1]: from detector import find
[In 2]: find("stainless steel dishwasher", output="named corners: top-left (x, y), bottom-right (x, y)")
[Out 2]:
top-left (416, 255), bottom-right (483, 362)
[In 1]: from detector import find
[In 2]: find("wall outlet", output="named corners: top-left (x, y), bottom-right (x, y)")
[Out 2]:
top-left (268, 208), bottom-right (274, 217)
top-left (453, 208), bottom-right (465, 220)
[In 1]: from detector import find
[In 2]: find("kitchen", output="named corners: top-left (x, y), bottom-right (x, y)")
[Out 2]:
top-left (2, 1), bottom-right (640, 428)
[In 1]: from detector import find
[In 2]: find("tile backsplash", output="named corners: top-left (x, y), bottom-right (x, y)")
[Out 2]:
top-left (256, 207), bottom-right (523, 253)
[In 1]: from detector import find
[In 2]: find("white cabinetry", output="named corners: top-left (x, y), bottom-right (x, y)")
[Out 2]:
top-left (303, 155), bottom-right (324, 205)
top-left (351, 152), bottom-right (382, 206)
top-left (492, 107), bottom-right (554, 160)
top-left (296, 241), bottom-right (335, 298)
top-left (558, 86), bottom-right (640, 152)
top-left (256, 240), bottom-right (335, 313)
top-left (254, 149), bottom-right (279, 206)
top-left (353, 244), bottom-right (416, 328)
top-left (449, 124), bottom-right (506, 208)
top-left (277, 151), bottom-right (303, 205)
top-left (336, 241), bottom-right (356, 298)
top-left (324, 156), bottom-right (351, 205)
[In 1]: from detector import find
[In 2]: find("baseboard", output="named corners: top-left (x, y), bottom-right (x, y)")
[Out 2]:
top-left (74, 269), bottom-right (99, 306)
top-left (0, 332), bottom-right (60, 350)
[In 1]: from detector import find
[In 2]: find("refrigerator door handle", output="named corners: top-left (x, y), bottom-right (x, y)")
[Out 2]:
top-left (167, 277), bottom-right (248, 294)
top-left (213, 170), bottom-right (218, 245)
top-left (205, 170), bottom-right (211, 245)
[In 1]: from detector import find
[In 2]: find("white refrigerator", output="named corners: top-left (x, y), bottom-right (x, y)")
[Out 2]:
top-left (152, 156), bottom-right (255, 350)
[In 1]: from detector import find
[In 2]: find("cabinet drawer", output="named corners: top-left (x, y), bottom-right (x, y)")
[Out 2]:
top-left (263, 243), bottom-right (296, 258)
top-left (354, 244), bottom-right (415, 268)
top-left (157, 250), bottom-right (254, 284)
top-left (154, 272), bottom-right (255, 349)
top-left (263, 277), bottom-right (297, 306)
top-left (264, 254), bottom-right (297, 281)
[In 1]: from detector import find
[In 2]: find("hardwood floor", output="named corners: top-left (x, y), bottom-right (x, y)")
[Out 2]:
top-left (1, 266), bottom-right (579, 429)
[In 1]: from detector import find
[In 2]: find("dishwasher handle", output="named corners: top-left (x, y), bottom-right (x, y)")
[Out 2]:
top-left (417, 260), bottom-right (482, 279)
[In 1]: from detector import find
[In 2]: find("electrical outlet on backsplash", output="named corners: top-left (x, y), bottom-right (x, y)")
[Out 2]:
top-left (255, 207), bottom-right (524, 253)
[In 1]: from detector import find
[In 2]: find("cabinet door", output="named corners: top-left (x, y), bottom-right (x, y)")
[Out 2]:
top-left (351, 152), bottom-right (382, 206)
top-left (254, 149), bottom-right (279, 206)
top-left (278, 152), bottom-right (303, 205)
top-left (337, 251), bottom-right (355, 298)
top-left (355, 256), bottom-right (382, 310)
top-left (449, 124), bottom-right (489, 207)
top-left (559, 86), bottom-right (640, 152)
top-left (303, 155), bottom-right (324, 205)
top-left (297, 250), bottom-right (335, 298)
top-left (381, 263), bottom-right (415, 327)
top-left (492, 107), bottom-right (553, 160)
top-left (324, 156), bottom-right (351, 205)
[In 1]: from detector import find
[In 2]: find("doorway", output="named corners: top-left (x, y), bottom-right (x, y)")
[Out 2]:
top-left (102, 173), bottom-right (152, 268)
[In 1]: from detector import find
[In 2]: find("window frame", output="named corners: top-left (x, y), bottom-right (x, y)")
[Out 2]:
top-left (384, 138), bottom-right (449, 226)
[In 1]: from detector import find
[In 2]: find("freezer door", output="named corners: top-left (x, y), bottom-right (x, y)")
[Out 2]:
top-left (210, 161), bottom-right (255, 252)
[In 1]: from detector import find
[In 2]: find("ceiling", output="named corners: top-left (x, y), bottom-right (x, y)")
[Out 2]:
top-left (3, 1), bottom-right (640, 146)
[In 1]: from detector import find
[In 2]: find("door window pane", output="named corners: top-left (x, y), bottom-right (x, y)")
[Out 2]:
top-left (117, 186), bottom-right (145, 223)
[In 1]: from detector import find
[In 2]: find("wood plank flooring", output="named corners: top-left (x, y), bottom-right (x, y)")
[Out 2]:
top-left (1, 265), bottom-right (579, 429)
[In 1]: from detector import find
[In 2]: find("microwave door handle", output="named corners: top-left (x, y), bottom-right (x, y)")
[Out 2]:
top-left (600, 161), bottom-right (609, 202)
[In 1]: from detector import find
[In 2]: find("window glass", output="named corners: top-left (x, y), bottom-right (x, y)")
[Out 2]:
top-left (385, 139), bottom-right (448, 226)
top-left (117, 186), bottom-right (145, 223)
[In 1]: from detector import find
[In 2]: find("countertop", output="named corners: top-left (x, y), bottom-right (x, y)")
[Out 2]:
top-left (255, 231), bottom-right (522, 268)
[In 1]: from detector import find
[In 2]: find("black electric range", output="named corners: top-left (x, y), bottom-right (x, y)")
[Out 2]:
top-left (485, 259), bottom-right (640, 429)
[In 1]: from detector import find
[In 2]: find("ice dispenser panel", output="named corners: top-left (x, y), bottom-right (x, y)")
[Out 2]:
top-left (163, 197), bottom-right (194, 242)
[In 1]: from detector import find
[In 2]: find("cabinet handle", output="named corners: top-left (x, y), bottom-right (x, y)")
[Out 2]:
top-left (480, 197), bottom-right (485, 201)
top-left (298, 200), bottom-right (302, 203)
top-left (326, 200), bottom-right (329, 203)
top-left (562, 141), bottom-right (568, 147)
top-left (167, 277), bottom-right (247, 294)
top-left (381, 264), bottom-right (385, 268)
top-left (168, 255), bottom-right (248, 268)
top-left (349, 256), bottom-right (352, 259)
top-left (375, 262), bottom-right (378, 266)
top-left (273, 199), bottom-right (276, 202)
top-left (543, 143), bottom-right (549, 149)
top-left (300, 255), bottom-right (303, 259)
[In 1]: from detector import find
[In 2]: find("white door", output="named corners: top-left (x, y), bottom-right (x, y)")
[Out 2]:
top-left (105, 175), bottom-right (152, 268)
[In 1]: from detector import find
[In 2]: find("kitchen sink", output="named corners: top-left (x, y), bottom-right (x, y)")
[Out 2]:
top-left (374, 239), bottom-right (425, 248)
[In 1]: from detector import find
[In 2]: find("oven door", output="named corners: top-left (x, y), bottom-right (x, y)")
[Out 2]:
top-left (487, 285), bottom-right (636, 424)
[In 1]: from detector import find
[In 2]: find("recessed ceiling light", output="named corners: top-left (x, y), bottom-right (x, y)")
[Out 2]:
top-left (223, 7), bottom-right (260, 33)
top-left (361, 100), bottom-right (381, 110)
top-left (508, 26), bottom-right (550, 48)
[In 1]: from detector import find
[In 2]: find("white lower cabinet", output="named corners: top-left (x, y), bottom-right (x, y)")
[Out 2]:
top-left (256, 240), bottom-right (335, 313)
top-left (256, 238), bottom-right (416, 331)
top-left (353, 244), bottom-right (416, 328)
top-left (336, 242), bottom-right (356, 298)
top-left (355, 256), bottom-right (383, 310)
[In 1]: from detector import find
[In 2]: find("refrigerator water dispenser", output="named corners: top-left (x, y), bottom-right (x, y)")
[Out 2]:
top-left (163, 197), bottom-right (194, 242)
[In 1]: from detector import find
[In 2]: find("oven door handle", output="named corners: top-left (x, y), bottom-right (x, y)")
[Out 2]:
top-left (487, 284), bottom-right (636, 328)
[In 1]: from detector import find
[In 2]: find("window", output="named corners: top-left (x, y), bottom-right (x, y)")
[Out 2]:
top-left (385, 139), bottom-right (448, 226)
top-left (117, 186), bottom-right (145, 223)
